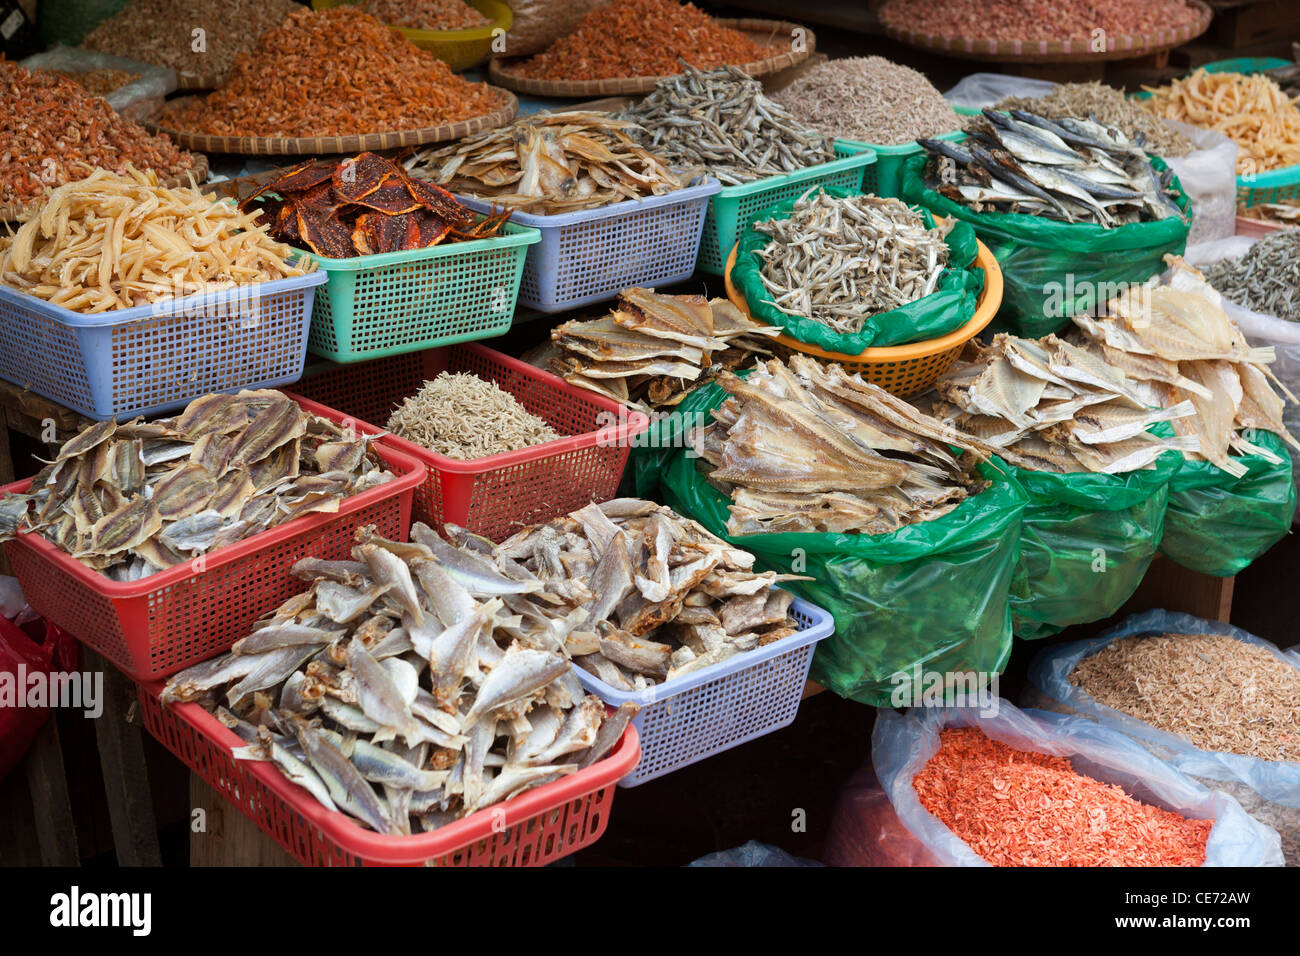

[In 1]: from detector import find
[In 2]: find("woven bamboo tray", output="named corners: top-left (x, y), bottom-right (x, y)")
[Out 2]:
top-left (879, 0), bottom-right (1210, 64)
top-left (147, 91), bottom-right (518, 156)
top-left (0, 152), bottom-right (210, 223)
top-left (487, 19), bottom-right (813, 97)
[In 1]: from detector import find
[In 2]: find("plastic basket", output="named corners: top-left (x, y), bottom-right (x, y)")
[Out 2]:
top-left (575, 596), bottom-right (833, 787)
top-left (722, 238), bottom-right (1002, 396)
top-left (837, 105), bottom-right (981, 199)
top-left (0, 407), bottom-right (425, 682)
top-left (287, 343), bottom-right (650, 541)
top-left (137, 683), bottom-right (639, 865)
top-left (1137, 59), bottom-right (1300, 207)
top-left (0, 272), bottom-right (326, 422)
top-left (311, 0), bottom-right (512, 72)
top-left (305, 222), bottom-right (539, 363)
top-left (457, 180), bottom-right (721, 313)
top-left (695, 145), bottom-right (876, 275)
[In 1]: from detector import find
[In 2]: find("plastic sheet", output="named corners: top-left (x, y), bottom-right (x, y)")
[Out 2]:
top-left (0, 616), bottom-right (54, 782)
top-left (1000, 432), bottom-right (1181, 641)
top-left (1026, 609), bottom-right (1300, 864)
top-left (730, 186), bottom-right (984, 350)
top-left (1163, 120), bottom-right (1238, 245)
top-left (865, 701), bottom-right (1284, 867)
top-left (634, 380), bottom-right (1027, 707)
top-left (687, 840), bottom-right (823, 867)
top-left (898, 154), bottom-right (1192, 339)
top-left (20, 44), bottom-right (176, 121)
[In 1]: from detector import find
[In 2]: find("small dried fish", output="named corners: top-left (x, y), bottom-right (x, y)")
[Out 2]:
top-left (618, 65), bottom-right (835, 186)
top-left (755, 188), bottom-right (952, 333)
top-left (386, 373), bottom-right (559, 460)
top-left (1204, 230), bottom-right (1300, 323)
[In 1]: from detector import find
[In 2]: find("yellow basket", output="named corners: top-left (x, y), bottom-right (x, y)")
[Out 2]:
top-left (723, 239), bottom-right (1002, 396)
top-left (312, 0), bottom-right (511, 72)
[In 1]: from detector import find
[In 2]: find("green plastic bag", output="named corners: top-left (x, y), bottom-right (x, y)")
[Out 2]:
top-left (634, 382), bottom-right (1027, 707)
top-left (1159, 430), bottom-right (1296, 578)
top-left (729, 186), bottom-right (985, 351)
top-left (1001, 430), bottom-right (1182, 641)
top-left (897, 154), bottom-right (1192, 339)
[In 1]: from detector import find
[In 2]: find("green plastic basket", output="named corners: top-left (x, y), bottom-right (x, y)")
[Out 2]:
top-left (695, 145), bottom-right (876, 275)
top-left (837, 105), bottom-right (981, 199)
top-left (306, 221), bottom-right (540, 364)
top-left (1138, 58), bottom-right (1300, 207)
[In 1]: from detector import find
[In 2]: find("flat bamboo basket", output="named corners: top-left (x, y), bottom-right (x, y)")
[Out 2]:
top-left (488, 19), bottom-right (813, 97)
top-left (0, 152), bottom-right (211, 223)
top-left (146, 91), bottom-right (518, 156)
top-left (879, 0), bottom-right (1210, 64)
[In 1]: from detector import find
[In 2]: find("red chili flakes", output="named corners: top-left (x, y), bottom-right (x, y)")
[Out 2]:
top-left (913, 727), bottom-right (1212, 867)
top-left (514, 0), bottom-right (776, 81)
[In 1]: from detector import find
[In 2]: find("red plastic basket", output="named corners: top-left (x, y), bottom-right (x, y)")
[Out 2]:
top-left (137, 682), bottom-right (641, 866)
top-left (286, 343), bottom-right (650, 541)
top-left (1, 406), bottom-right (426, 682)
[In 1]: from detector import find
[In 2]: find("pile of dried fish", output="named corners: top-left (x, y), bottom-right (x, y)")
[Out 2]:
top-left (691, 355), bottom-right (993, 535)
top-left (922, 109), bottom-right (1186, 226)
top-left (386, 373), bottom-right (560, 460)
top-left (929, 333), bottom-right (1201, 474)
top-left (1072, 257), bottom-right (1300, 477)
top-left (484, 500), bottom-right (804, 686)
top-left (994, 82), bottom-right (1193, 157)
top-left (1204, 230), bottom-right (1300, 323)
top-left (0, 168), bottom-right (311, 313)
top-left (754, 189), bottom-right (952, 332)
top-left (240, 153), bottom-right (509, 259)
top-left (772, 57), bottom-right (960, 146)
top-left (618, 65), bottom-right (835, 186)
top-left (405, 112), bottom-right (685, 215)
top-left (1238, 200), bottom-right (1300, 226)
top-left (159, 524), bottom-right (638, 834)
top-left (549, 288), bottom-right (781, 413)
top-left (0, 392), bottom-right (395, 581)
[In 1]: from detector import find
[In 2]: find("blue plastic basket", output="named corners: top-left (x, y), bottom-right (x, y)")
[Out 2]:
top-left (458, 179), bottom-right (721, 313)
top-left (574, 595), bottom-right (834, 787)
top-left (0, 272), bottom-right (326, 421)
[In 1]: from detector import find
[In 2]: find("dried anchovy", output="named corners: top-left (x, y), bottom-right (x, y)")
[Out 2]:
top-left (996, 81), bottom-right (1193, 157)
top-left (1204, 230), bottom-right (1300, 321)
top-left (755, 189), bottom-right (951, 332)
top-left (386, 373), bottom-right (560, 460)
top-left (772, 57), bottom-right (959, 146)
top-left (618, 64), bottom-right (834, 186)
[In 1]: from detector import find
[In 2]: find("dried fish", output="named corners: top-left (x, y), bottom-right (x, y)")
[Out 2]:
top-left (0, 391), bottom-right (394, 578)
top-left (160, 524), bottom-right (638, 833)
top-left (550, 287), bottom-right (781, 413)
top-left (754, 189), bottom-right (952, 333)
top-left (1204, 231), bottom-right (1300, 323)
top-left (618, 65), bottom-right (835, 186)
top-left (386, 372), bottom-right (559, 460)
top-left (406, 111), bottom-right (685, 215)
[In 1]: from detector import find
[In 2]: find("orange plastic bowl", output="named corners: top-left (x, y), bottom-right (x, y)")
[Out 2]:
top-left (723, 237), bottom-right (1002, 396)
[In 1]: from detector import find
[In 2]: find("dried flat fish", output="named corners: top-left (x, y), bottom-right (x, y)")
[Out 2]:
top-left (0, 391), bottom-right (394, 579)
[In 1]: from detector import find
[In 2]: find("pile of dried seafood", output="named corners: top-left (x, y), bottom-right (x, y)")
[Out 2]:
top-left (0, 61), bottom-right (198, 211)
top-left (921, 109), bottom-right (1187, 226)
top-left (405, 112), bottom-right (685, 215)
top-left (40, 68), bottom-right (139, 96)
top-left (486, 500), bottom-right (805, 686)
top-left (0, 168), bottom-right (311, 313)
top-left (772, 57), bottom-right (960, 146)
top-left (618, 65), bottom-right (835, 185)
top-left (1076, 257), bottom-right (1300, 476)
top-left (549, 288), bottom-right (781, 412)
top-left (362, 0), bottom-right (489, 30)
top-left (386, 373), bottom-right (560, 460)
top-left (1204, 230), bottom-right (1300, 323)
top-left (0, 391), bottom-right (395, 581)
top-left (994, 82), bottom-right (1193, 157)
top-left (691, 355), bottom-right (994, 535)
top-left (160, 524), bottom-right (637, 834)
top-left (240, 154), bottom-right (509, 259)
top-left (754, 189), bottom-right (953, 332)
top-left (930, 333), bottom-right (1201, 474)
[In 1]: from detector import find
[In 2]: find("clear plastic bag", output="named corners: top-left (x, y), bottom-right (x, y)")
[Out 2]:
top-left (20, 44), bottom-right (176, 121)
top-left (502, 0), bottom-right (613, 57)
top-left (942, 72), bottom-right (1056, 109)
top-left (1163, 121), bottom-right (1238, 245)
top-left (1026, 609), bottom-right (1300, 864)
top-left (687, 840), bottom-right (823, 867)
top-left (867, 701), bottom-right (1284, 867)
